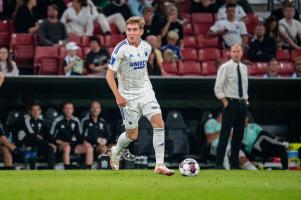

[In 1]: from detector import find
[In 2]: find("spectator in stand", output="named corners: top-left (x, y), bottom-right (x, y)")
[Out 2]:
top-left (142, 6), bottom-right (165, 40)
top-left (50, 101), bottom-right (94, 169)
top-left (161, 31), bottom-right (181, 60)
top-left (61, 0), bottom-right (93, 36)
top-left (0, 46), bottom-right (19, 76)
top-left (146, 35), bottom-right (163, 75)
top-left (248, 22), bottom-right (276, 62)
top-left (292, 57), bottom-right (301, 78)
top-left (127, 0), bottom-right (151, 17)
top-left (242, 112), bottom-right (288, 170)
top-left (103, 0), bottom-right (132, 20)
top-left (14, 0), bottom-right (39, 33)
top-left (161, 5), bottom-right (183, 48)
top-left (263, 58), bottom-right (280, 78)
top-left (209, 3), bottom-right (248, 49)
top-left (38, 4), bottom-right (68, 46)
top-left (271, 0), bottom-right (299, 21)
top-left (278, 2), bottom-right (301, 50)
top-left (264, 16), bottom-right (282, 49)
top-left (215, 0), bottom-right (253, 13)
top-left (190, 0), bottom-right (218, 13)
top-left (86, 36), bottom-right (110, 76)
top-left (63, 42), bottom-right (85, 76)
top-left (216, 0), bottom-right (247, 22)
top-left (35, 0), bottom-right (66, 19)
top-left (162, 49), bottom-right (175, 63)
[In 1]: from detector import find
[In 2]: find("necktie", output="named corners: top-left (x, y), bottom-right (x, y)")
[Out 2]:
top-left (237, 64), bottom-right (243, 98)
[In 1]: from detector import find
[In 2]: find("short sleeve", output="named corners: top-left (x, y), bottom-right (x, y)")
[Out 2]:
top-left (210, 21), bottom-right (222, 33)
top-left (217, 7), bottom-right (226, 20)
top-left (278, 20), bottom-right (286, 33)
top-left (239, 22), bottom-right (248, 35)
top-left (108, 43), bottom-right (126, 71)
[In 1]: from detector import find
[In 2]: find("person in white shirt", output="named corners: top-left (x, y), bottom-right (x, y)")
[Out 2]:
top-left (0, 46), bottom-right (19, 76)
top-left (209, 3), bottom-right (248, 49)
top-left (106, 16), bottom-right (174, 176)
top-left (214, 44), bottom-right (248, 169)
top-left (278, 3), bottom-right (301, 50)
top-left (61, 0), bottom-right (93, 36)
top-left (217, 0), bottom-right (247, 22)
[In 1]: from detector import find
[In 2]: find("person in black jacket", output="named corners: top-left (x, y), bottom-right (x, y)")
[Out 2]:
top-left (50, 101), bottom-right (93, 169)
top-left (248, 22), bottom-right (276, 62)
top-left (14, 0), bottom-right (39, 33)
top-left (81, 100), bottom-right (110, 157)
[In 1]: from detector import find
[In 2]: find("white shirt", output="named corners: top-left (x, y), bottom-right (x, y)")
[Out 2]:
top-left (0, 61), bottom-right (19, 76)
top-left (61, 6), bottom-right (93, 36)
top-left (210, 19), bottom-right (247, 47)
top-left (108, 39), bottom-right (152, 100)
top-left (217, 4), bottom-right (246, 21)
top-left (279, 18), bottom-right (301, 40)
top-left (214, 59), bottom-right (249, 100)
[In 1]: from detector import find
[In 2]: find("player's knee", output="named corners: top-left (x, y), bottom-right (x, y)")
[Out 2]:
top-left (86, 145), bottom-right (93, 154)
top-left (127, 130), bottom-right (138, 141)
top-left (152, 120), bottom-right (164, 129)
top-left (63, 145), bottom-right (71, 153)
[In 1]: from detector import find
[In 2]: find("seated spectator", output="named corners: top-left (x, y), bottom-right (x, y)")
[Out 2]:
top-left (248, 22), bottom-right (276, 62)
top-left (61, 0), bottom-right (93, 36)
top-left (146, 35), bottom-right (163, 75)
top-left (161, 5), bottom-right (183, 48)
top-left (263, 58), bottom-right (280, 78)
top-left (209, 3), bottom-right (248, 49)
top-left (103, 0), bottom-right (132, 20)
top-left (264, 16), bottom-right (282, 49)
top-left (142, 6), bottom-right (165, 40)
top-left (81, 100), bottom-right (110, 156)
top-left (38, 4), bottom-right (68, 46)
top-left (292, 57), bottom-right (301, 78)
top-left (190, 0), bottom-right (218, 13)
top-left (200, 111), bottom-right (257, 170)
top-left (14, 0), bottom-right (39, 33)
top-left (0, 46), bottom-right (19, 76)
top-left (216, 0), bottom-right (247, 22)
top-left (127, 0), bottom-right (151, 17)
top-left (215, 0), bottom-right (254, 13)
top-left (63, 42), bottom-right (85, 76)
top-left (278, 3), bottom-right (301, 50)
top-left (86, 36), bottom-right (109, 76)
top-left (161, 31), bottom-right (181, 60)
top-left (271, 0), bottom-right (299, 21)
top-left (162, 49), bottom-right (175, 63)
top-left (242, 112), bottom-right (288, 170)
top-left (50, 101), bottom-right (93, 169)
top-left (84, 0), bottom-right (126, 35)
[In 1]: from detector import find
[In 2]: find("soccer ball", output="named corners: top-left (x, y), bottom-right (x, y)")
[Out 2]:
top-left (179, 158), bottom-right (200, 177)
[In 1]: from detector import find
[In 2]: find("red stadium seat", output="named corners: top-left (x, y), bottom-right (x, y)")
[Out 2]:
top-left (162, 62), bottom-right (178, 76)
top-left (83, 47), bottom-right (91, 58)
top-left (250, 62), bottom-right (268, 76)
top-left (104, 35), bottom-right (125, 47)
top-left (222, 49), bottom-right (231, 60)
top-left (276, 49), bottom-right (291, 61)
top-left (198, 48), bottom-right (221, 62)
top-left (246, 14), bottom-right (259, 35)
top-left (197, 35), bottom-right (219, 48)
top-left (178, 61), bottom-right (201, 76)
top-left (107, 47), bottom-right (114, 55)
top-left (278, 62), bottom-right (294, 77)
top-left (191, 13), bottom-right (214, 24)
top-left (291, 50), bottom-right (301, 59)
top-left (68, 33), bottom-right (82, 46)
top-left (34, 46), bottom-right (60, 75)
top-left (81, 36), bottom-right (90, 47)
top-left (0, 20), bottom-right (12, 46)
top-left (181, 48), bottom-right (198, 61)
top-left (10, 33), bottom-right (35, 68)
top-left (202, 61), bottom-right (217, 76)
top-left (182, 13), bottom-right (191, 23)
top-left (183, 23), bottom-right (194, 35)
top-left (193, 23), bottom-right (211, 35)
top-left (183, 36), bottom-right (197, 48)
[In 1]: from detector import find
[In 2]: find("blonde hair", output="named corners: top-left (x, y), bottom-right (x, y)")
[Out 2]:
top-left (167, 31), bottom-right (179, 41)
top-left (163, 49), bottom-right (175, 63)
top-left (126, 16), bottom-right (145, 29)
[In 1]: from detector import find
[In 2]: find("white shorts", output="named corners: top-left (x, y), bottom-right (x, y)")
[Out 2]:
top-left (119, 89), bottom-right (161, 129)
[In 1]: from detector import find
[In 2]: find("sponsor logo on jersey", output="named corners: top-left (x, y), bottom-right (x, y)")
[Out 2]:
top-left (129, 60), bottom-right (147, 69)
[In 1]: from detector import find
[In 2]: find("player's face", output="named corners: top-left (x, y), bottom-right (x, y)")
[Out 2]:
top-left (31, 105), bottom-right (41, 120)
top-left (126, 23), bottom-right (143, 46)
top-left (0, 48), bottom-right (8, 61)
top-left (230, 45), bottom-right (243, 62)
top-left (63, 103), bottom-right (74, 118)
top-left (90, 102), bottom-right (101, 117)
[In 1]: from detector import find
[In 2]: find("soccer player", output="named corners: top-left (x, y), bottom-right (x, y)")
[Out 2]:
top-left (106, 16), bottom-right (174, 176)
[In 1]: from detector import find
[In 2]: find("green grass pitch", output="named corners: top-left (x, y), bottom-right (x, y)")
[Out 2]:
top-left (0, 170), bottom-right (300, 200)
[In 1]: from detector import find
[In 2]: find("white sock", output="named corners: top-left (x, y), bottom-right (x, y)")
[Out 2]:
top-left (153, 128), bottom-right (165, 166)
top-left (242, 161), bottom-right (257, 170)
top-left (115, 132), bottom-right (132, 155)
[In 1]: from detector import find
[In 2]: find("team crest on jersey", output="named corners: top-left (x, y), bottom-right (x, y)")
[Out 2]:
top-left (129, 54), bottom-right (133, 58)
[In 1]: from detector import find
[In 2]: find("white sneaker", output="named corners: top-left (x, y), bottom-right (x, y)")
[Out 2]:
top-left (110, 146), bottom-right (121, 170)
top-left (154, 165), bottom-right (175, 176)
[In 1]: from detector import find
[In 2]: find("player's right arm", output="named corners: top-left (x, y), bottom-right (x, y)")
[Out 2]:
top-left (106, 69), bottom-right (127, 107)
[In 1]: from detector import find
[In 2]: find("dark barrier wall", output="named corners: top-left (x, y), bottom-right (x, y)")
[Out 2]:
top-left (1, 76), bottom-right (301, 141)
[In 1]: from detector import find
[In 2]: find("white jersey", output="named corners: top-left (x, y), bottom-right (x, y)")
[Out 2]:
top-left (108, 39), bottom-right (152, 100)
